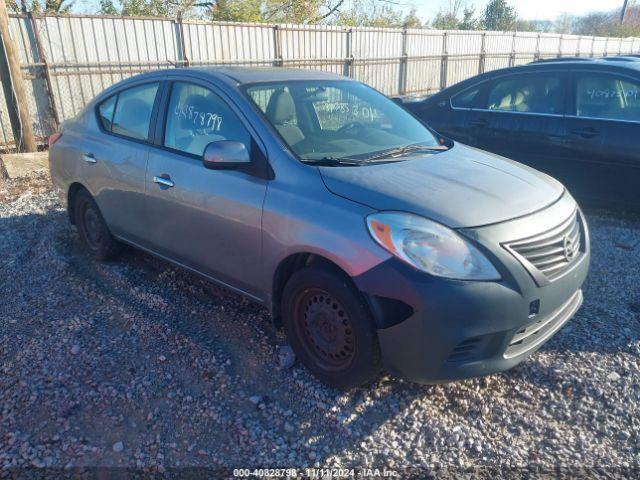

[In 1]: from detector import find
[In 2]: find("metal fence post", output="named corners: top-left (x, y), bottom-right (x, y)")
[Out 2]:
top-left (557, 34), bottom-right (563, 58)
top-left (576, 35), bottom-right (581, 57)
top-left (509, 31), bottom-right (516, 67)
top-left (273, 25), bottom-right (283, 67)
top-left (398, 27), bottom-right (408, 95)
top-left (478, 32), bottom-right (486, 74)
top-left (604, 37), bottom-right (609, 57)
top-left (440, 31), bottom-right (448, 91)
top-left (343, 27), bottom-right (352, 78)
top-left (176, 12), bottom-right (189, 67)
top-left (28, 11), bottom-right (59, 129)
top-left (590, 36), bottom-right (595, 57)
top-left (534, 32), bottom-right (541, 61)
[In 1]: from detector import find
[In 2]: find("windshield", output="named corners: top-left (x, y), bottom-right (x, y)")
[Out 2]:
top-left (243, 80), bottom-right (441, 163)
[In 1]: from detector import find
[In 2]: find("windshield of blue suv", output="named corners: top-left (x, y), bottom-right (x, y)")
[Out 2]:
top-left (244, 80), bottom-right (443, 164)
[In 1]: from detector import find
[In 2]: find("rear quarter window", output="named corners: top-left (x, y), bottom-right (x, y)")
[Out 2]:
top-left (97, 95), bottom-right (116, 130)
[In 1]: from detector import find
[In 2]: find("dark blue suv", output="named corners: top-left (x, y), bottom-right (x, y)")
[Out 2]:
top-left (403, 57), bottom-right (640, 210)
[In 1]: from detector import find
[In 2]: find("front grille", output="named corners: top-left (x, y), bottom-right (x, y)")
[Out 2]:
top-left (504, 210), bottom-right (583, 284)
top-left (504, 289), bottom-right (583, 359)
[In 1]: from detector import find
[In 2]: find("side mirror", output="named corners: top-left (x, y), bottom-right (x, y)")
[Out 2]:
top-left (391, 97), bottom-right (405, 106)
top-left (203, 141), bottom-right (251, 170)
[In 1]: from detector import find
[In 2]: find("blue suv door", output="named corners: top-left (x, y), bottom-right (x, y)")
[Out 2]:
top-left (564, 70), bottom-right (640, 208)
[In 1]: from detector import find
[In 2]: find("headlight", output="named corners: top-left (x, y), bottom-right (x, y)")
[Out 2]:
top-left (366, 212), bottom-right (500, 280)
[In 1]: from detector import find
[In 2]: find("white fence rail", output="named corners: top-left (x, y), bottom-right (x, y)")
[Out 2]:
top-left (1, 13), bottom-right (640, 150)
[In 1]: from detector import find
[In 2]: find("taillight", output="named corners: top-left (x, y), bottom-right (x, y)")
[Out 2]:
top-left (48, 132), bottom-right (62, 146)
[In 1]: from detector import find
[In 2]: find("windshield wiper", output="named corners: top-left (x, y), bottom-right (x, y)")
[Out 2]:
top-left (363, 144), bottom-right (449, 162)
top-left (301, 157), bottom-right (364, 166)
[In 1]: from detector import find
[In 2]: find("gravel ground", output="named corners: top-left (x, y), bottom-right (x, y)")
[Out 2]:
top-left (1, 172), bottom-right (639, 475)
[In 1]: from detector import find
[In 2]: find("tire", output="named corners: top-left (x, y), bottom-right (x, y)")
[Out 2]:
top-left (73, 189), bottom-right (120, 261)
top-left (282, 264), bottom-right (382, 389)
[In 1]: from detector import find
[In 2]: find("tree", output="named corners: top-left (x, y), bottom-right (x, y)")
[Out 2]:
top-left (430, 0), bottom-right (463, 29)
top-left (207, 0), bottom-right (262, 22)
top-left (98, 0), bottom-right (199, 17)
top-left (28, 0), bottom-right (74, 13)
top-left (335, 0), bottom-right (420, 28)
top-left (481, 0), bottom-right (517, 31)
top-left (402, 7), bottom-right (422, 28)
top-left (552, 13), bottom-right (576, 34)
top-left (99, 0), bottom-right (118, 14)
top-left (459, 6), bottom-right (479, 30)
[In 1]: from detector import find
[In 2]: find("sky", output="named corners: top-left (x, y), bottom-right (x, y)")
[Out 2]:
top-left (410, 0), bottom-right (627, 22)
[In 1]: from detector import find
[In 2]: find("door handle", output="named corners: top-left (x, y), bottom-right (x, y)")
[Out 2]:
top-left (83, 153), bottom-right (96, 164)
top-left (570, 127), bottom-right (599, 139)
top-left (469, 119), bottom-right (488, 128)
top-left (153, 175), bottom-right (175, 188)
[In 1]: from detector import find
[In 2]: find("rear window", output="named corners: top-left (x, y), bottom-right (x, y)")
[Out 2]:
top-left (576, 74), bottom-right (640, 121)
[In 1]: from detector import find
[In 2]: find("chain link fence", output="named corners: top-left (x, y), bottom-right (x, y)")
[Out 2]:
top-left (1, 12), bottom-right (639, 151)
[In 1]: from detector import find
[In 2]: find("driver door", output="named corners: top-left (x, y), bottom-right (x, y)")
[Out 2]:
top-left (144, 80), bottom-right (268, 299)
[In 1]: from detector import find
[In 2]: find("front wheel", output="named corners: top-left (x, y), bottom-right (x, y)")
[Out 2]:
top-left (282, 264), bottom-right (382, 389)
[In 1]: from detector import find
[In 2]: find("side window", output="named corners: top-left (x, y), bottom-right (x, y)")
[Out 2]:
top-left (451, 87), bottom-right (480, 109)
top-left (486, 75), bottom-right (564, 114)
top-left (111, 83), bottom-right (159, 140)
top-left (97, 95), bottom-right (117, 131)
top-left (576, 74), bottom-right (640, 121)
top-left (164, 82), bottom-right (252, 157)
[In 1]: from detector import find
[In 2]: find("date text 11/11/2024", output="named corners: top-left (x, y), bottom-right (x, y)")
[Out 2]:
top-left (232, 468), bottom-right (400, 478)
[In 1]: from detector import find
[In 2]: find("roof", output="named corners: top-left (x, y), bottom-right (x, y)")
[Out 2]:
top-left (527, 56), bottom-right (640, 70)
top-left (189, 66), bottom-right (345, 84)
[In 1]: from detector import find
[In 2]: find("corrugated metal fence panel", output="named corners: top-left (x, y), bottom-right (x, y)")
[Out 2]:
top-left (606, 37), bottom-right (623, 55)
top-left (1, 14), bottom-right (640, 150)
top-left (578, 36), bottom-right (594, 56)
top-left (405, 30), bottom-right (444, 94)
top-left (447, 32), bottom-right (484, 85)
top-left (351, 27), bottom-right (403, 94)
top-left (280, 24), bottom-right (347, 75)
top-left (592, 37), bottom-right (609, 56)
top-left (183, 21), bottom-right (275, 66)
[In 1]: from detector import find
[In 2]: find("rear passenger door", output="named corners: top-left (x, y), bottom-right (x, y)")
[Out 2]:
top-left (564, 71), bottom-right (640, 208)
top-left (89, 81), bottom-right (161, 245)
top-left (465, 72), bottom-right (568, 178)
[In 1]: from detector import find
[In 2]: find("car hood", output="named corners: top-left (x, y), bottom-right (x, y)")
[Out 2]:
top-left (319, 144), bottom-right (564, 228)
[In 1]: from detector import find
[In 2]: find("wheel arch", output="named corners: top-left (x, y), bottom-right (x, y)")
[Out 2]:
top-left (67, 182), bottom-right (91, 225)
top-left (271, 252), bottom-right (357, 327)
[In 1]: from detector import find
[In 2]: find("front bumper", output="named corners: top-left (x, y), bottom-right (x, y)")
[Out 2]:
top-left (353, 192), bottom-right (590, 383)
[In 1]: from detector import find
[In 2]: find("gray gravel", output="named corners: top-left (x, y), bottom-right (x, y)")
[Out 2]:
top-left (1, 172), bottom-right (639, 473)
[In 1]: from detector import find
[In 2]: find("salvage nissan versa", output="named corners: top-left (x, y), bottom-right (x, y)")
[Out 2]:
top-left (49, 67), bottom-right (590, 388)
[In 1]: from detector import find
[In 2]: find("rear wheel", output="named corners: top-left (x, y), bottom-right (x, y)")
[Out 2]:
top-left (74, 189), bottom-right (120, 261)
top-left (282, 264), bottom-right (382, 389)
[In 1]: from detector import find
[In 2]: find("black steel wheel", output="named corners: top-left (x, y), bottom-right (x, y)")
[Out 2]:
top-left (295, 287), bottom-right (356, 371)
top-left (74, 189), bottom-right (120, 261)
top-left (282, 264), bottom-right (382, 389)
